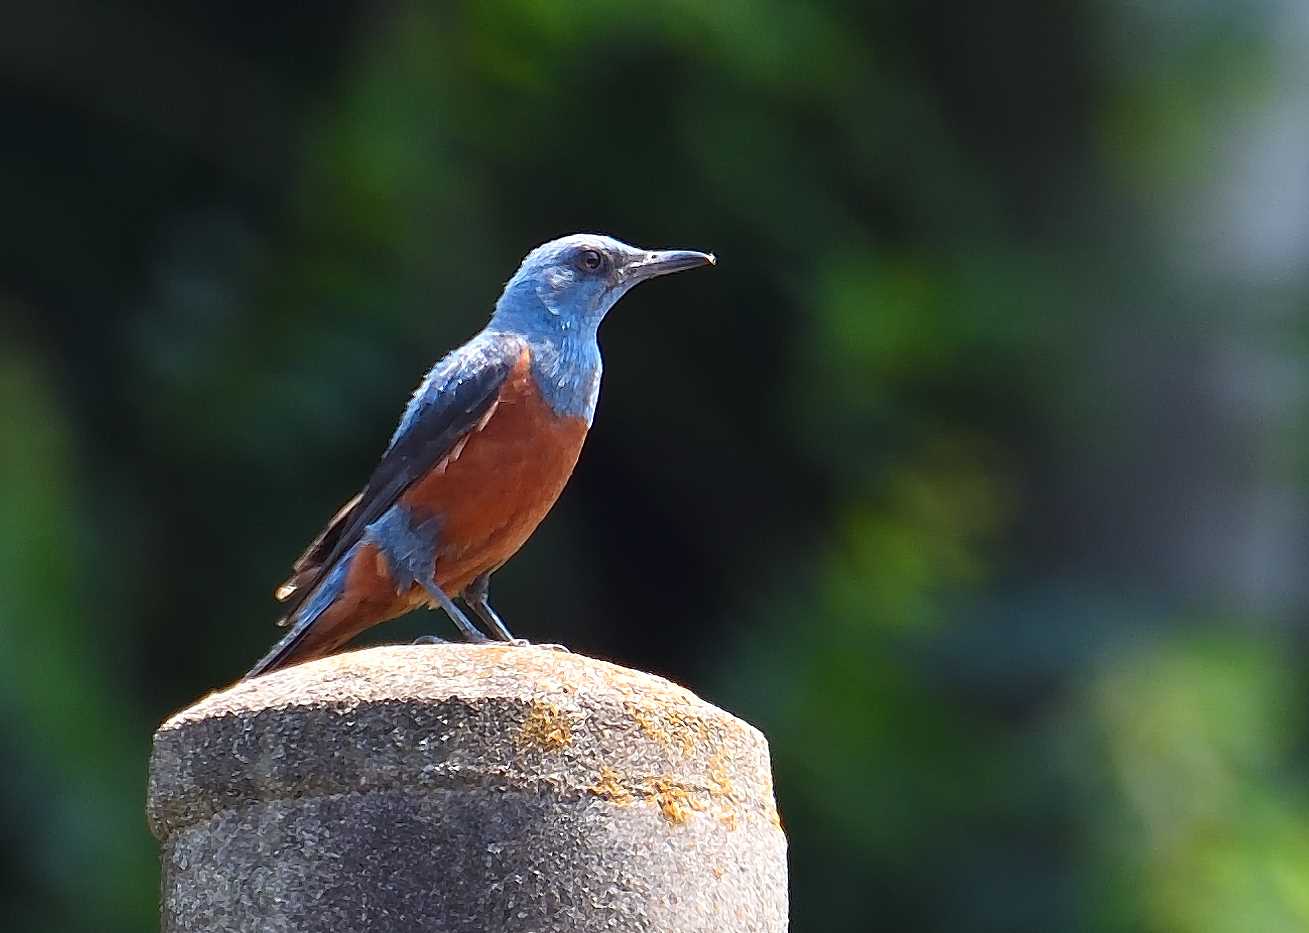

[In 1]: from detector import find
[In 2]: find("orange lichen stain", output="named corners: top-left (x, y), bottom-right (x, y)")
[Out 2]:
top-left (704, 752), bottom-right (745, 831)
top-left (667, 709), bottom-right (710, 755)
top-left (707, 753), bottom-right (735, 799)
top-left (517, 699), bottom-right (572, 752)
top-left (625, 701), bottom-right (710, 756)
top-left (590, 766), bottom-right (634, 805)
top-left (711, 866), bottom-right (726, 880)
top-left (645, 776), bottom-right (704, 826)
top-left (625, 701), bottom-right (665, 744)
top-left (757, 770), bottom-right (783, 828)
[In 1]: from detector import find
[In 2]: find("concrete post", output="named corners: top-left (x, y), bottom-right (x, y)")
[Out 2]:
top-left (147, 644), bottom-right (787, 932)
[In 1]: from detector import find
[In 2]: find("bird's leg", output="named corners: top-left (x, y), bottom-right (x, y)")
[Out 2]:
top-left (464, 571), bottom-right (517, 642)
top-left (465, 571), bottom-right (570, 652)
top-left (417, 575), bottom-right (493, 644)
top-left (364, 505), bottom-right (492, 645)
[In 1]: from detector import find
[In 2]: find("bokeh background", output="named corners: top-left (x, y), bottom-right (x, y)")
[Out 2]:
top-left (3, 1), bottom-right (1308, 930)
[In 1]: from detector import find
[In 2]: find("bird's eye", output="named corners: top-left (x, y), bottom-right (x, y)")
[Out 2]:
top-left (580, 249), bottom-right (603, 272)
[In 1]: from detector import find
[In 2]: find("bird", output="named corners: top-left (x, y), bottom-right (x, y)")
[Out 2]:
top-left (245, 234), bottom-right (715, 678)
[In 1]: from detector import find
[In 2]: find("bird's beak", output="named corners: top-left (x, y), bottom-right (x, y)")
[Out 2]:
top-left (623, 249), bottom-right (717, 283)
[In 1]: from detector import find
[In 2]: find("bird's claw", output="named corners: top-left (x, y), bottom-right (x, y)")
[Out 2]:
top-left (508, 639), bottom-right (570, 652)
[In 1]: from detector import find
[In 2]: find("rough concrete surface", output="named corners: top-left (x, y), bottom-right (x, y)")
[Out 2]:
top-left (147, 644), bottom-right (788, 932)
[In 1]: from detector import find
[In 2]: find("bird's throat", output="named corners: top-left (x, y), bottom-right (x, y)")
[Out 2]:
top-left (526, 332), bottom-right (603, 425)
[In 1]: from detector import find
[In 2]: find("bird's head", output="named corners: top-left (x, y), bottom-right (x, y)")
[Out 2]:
top-left (491, 234), bottom-right (715, 336)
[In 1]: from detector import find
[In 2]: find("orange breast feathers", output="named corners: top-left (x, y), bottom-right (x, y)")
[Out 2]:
top-left (398, 348), bottom-right (591, 597)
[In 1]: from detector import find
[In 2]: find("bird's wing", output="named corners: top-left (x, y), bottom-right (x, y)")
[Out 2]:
top-left (275, 491), bottom-right (364, 604)
top-left (272, 332), bottom-right (525, 627)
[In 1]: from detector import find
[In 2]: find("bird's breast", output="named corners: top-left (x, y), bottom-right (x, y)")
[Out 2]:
top-left (399, 349), bottom-right (590, 594)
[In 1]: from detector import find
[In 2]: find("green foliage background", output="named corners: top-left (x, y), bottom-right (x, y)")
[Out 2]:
top-left (3, 2), bottom-right (1308, 930)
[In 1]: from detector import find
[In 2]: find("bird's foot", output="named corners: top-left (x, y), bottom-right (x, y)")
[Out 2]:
top-left (411, 634), bottom-right (567, 651)
top-left (503, 638), bottom-right (570, 652)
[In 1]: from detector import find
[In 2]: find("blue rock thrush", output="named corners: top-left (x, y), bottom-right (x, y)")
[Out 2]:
top-left (246, 234), bottom-right (715, 678)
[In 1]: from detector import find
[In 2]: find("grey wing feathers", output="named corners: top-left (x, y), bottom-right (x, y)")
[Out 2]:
top-left (274, 491), bottom-right (364, 613)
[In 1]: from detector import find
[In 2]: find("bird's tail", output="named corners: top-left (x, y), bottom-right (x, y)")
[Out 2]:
top-left (243, 552), bottom-right (355, 679)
